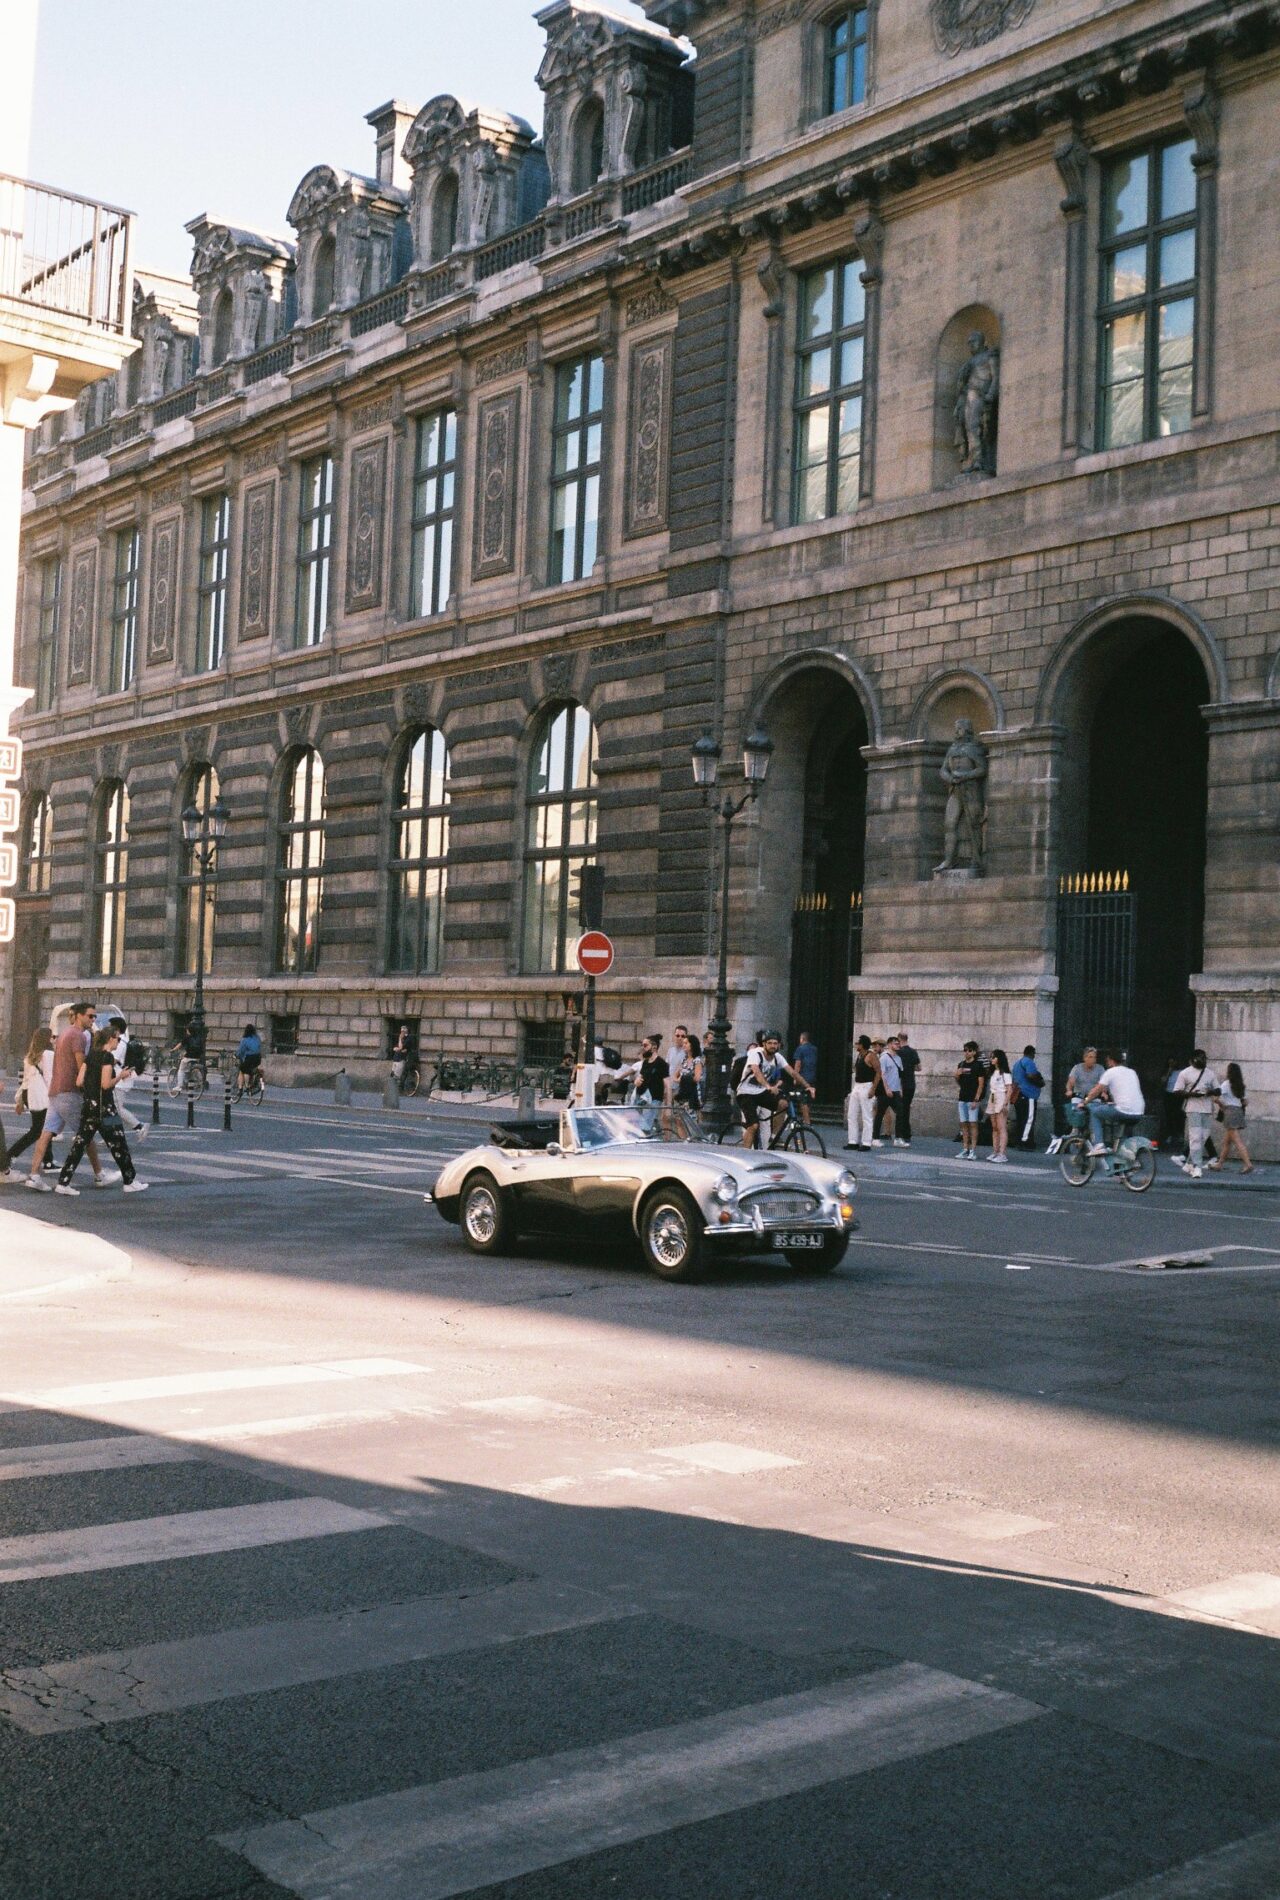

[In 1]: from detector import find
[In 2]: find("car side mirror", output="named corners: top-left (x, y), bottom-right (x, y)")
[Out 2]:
top-left (545, 1141), bottom-right (563, 1158)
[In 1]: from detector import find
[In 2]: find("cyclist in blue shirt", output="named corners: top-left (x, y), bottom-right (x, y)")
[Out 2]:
top-left (235, 1024), bottom-right (262, 1091)
top-left (1011, 1044), bottom-right (1046, 1149)
top-left (791, 1032), bottom-right (819, 1124)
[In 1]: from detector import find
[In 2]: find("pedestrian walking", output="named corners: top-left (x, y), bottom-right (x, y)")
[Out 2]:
top-left (675, 1031), bottom-right (702, 1110)
top-left (1171, 1048), bottom-right (1219, 1180)
top-left (1208, 1062), bottom-right (1253, 1173)
top-left (894, 1030), bottom-right (919, 1145)
top-left (876, 1035), bottom-right (907, 1146)
top-left (664, 1026), bottom-right (690, 1106)
top-left (1011, 1045), bottom-right (1045, 1149)
top-left (845, 1035), bottom-right (876, 1151)
top-left (630, 1033), bottom-right (669, 1134)
top-left (24, 1001), bottom-right (117, 1192)
top-left (954, 1040), bottom-right (987, 1159)
top-left (984, 1048), bottom-right (1012, 1161)
top-left (7, 1027), bottom-right (56, 1171)
top-left (55, 1025), bottom-right (148, 1196)
top-left (106, 1015), bottom-right (148, 1141)
top-left (791, 1031), bottom-right (818, 1124)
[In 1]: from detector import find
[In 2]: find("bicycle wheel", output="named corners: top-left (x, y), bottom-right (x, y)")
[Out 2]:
top-left (779, 1122), bottom-right (826, 1158)
top-left (166, 1064), bottom-right (184, 1098)
top-left (1120, 1143), bottom-right (1156, 1193)
top-left (191, 1063), bottom-right (208, 1103)
top-left (401, 1064), bottom-right (421, 1098)
top-left (1059, 1134), bottom-right (1094, 1187)
top-left (249, 1073), bottom-right (265, 1105)
top-left (232, 1079), bottom-right (245, 1104)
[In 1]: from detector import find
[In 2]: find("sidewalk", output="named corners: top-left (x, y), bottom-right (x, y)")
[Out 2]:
top-left (0, 1207), bottom-right (131, 1302)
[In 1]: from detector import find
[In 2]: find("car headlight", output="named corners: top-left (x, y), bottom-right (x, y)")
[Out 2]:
top-left (714, 1174), bottom-right (738, 1204)
top-left (835, 1169), bottom-right (857, 1197)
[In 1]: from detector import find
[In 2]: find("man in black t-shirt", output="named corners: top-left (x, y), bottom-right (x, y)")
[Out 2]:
top-left (631, 1034), bottom-right (669, 1133)
top-left (954, 1039), bottom-right (988, 1160)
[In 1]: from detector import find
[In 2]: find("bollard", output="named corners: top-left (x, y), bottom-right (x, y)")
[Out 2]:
top-left (517, 1082), bottom-right (536, 1119)
top-left (383, 1073), bottom-right (401, 1109)
top-left (223, 1061), bottom-right (232, 1132)
top-left (186, 1068), bottom-right (195, 1129)
top-left (334, 1067), bottom-right (353, 1107)
top-left (151, 1061), bottom-right (161, 1125)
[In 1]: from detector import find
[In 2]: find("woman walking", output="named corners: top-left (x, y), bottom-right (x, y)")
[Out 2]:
top-left (676, 1032), bottom-right (703, 1110)
top-left (9, 1027), bottom-right (55, 1168)
top-left (1209, 1063), bottom-right (1253, 1173)
top-left (55, 1026), bottom-right (148, 1197)
top-left (985, 1048), bottom-right (1012, 1162)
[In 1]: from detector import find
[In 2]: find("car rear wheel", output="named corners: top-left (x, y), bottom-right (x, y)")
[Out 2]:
top-left (787, 1237), bottom-right (848, 1273)
top-left (460, 1170), bottom-right (512, 1255)
top-left (639, 1185), bottom-right (704, 1283)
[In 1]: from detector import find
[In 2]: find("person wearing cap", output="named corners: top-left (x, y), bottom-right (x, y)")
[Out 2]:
top-left (737, 1030), bottom-right (814, 1149)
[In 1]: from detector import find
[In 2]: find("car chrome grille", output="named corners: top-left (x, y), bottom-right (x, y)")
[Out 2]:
top-left (744, 1188), bottom-right (821, 1221)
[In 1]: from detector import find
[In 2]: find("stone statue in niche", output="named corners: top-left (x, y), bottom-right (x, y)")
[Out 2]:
top-left (953, 332), bottom-right (999, 476)
top-left (470, 147), bottom-right (498, 246)
top-left (237, 269), bottom-right (269, 355)
top-left (935, 717), bottom-right (988, 875)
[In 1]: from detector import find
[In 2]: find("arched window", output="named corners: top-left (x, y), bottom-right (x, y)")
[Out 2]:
top-left (276, 747), bottom-right (325, 974)
top-left (311, 235), bottom-right (336, 319)
top-left (21, 793), bottom-right (53, 895)
top-left (521, 701), bottom-right (597, 973)
top-left (93, 781), bottom-right (130, 976)
top-left (388, 728), bottom-right (450, 973)
top-left (430, 173), bottom-right (459, 261)
top-left (572, 98), bottom-right (606, 195)
top-left (211, 289), bottom-right (234, 367)
top-left (177, 764), bottom-right (220, 975)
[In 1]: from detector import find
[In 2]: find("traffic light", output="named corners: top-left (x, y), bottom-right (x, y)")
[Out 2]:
top-left (578, 862), bottom-right (604, 930)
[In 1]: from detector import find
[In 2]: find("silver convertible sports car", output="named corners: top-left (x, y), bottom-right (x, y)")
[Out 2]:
top-left (427, 1104), bottom-right (859, 1281)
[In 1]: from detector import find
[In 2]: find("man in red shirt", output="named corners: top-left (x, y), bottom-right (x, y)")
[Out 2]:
top-left (23, 1001), bottom-right (117, 1191)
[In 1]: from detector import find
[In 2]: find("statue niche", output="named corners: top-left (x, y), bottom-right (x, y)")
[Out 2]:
top-left (934, 304), bottom-right (1001, 486)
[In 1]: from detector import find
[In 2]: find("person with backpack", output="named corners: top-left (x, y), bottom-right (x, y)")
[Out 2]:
top-left (54, 1025), bottom-right (148, 1196)
top-left (1011, 1045), bottom-right (1046, 1149)
top-left (736, 1031), bottom-right (813, 1149)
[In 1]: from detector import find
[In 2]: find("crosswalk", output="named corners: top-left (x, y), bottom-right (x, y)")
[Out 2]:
top-left (0, 1354), bottom-right (1274, 1899)
top-left (91, 1125), bottom-right (476, 1191)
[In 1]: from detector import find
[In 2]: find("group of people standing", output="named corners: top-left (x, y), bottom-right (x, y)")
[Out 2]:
top-left (1063, 1042), bottom-right (1254, 1177)
top-left (845, 1032), bottom-right (921, 1152)
top-left (2, 1002), bottom-right (149, 1196)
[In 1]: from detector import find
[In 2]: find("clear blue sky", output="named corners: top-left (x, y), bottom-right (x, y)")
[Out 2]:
top-left (30, 0), bottom-right (645, 279)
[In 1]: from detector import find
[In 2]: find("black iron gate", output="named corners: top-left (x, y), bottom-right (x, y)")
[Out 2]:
top-left (788, 890), bottom-right (861, 1105)
top-left (1052, 872), bottom-right (1135, 1125)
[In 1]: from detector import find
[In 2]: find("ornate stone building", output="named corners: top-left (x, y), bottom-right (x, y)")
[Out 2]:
top-left (8, 0), bottom-right (1280, 1149)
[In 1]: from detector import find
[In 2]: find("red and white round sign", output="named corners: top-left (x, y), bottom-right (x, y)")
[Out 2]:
top-left (575, 930), bottom-right (614, 976)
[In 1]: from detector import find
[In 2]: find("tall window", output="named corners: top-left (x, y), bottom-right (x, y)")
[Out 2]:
top-left (196, 494), bottom-right (231, 671)
top-left (211, 289), bottom-right (234, 366)
top-left (388, 727), bottom-right (450, 974)
top-left (109, 527), bottom-right (141, 692)
top-left (93, 781), bottom-right (130, 976)
top-left (824, 7), bottom-right (868, 115)
top-left (1097, 138), bottom-right (1197, 449)
top-left (276, 747), bottom-right (325, 974)
top-left (35, 555), bottom-right (61, 710)
top-left (295, 455), bottom-right (334, 646)
top-left (410, 411), bottom-right (457, 618)
top-left (312, 235), bottom-right (336, 319)
top-left (521, 702), bottom-right (597, 973)
top-left (21, 793), bottom-right (53, 895)
top-left (177, 764), bottom-right (220, 975)
top-left (430, 175), bottom-right (458, 260)
top-left (793, 257), bottom-right (866, 523)
top-left (573, 99), bottom-right (606, 194)
top-left (550, 355), bottom-right (604, 585)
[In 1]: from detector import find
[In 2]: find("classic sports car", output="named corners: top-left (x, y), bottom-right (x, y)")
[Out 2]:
top-left (427, 1104), bottom-right (858, 1281)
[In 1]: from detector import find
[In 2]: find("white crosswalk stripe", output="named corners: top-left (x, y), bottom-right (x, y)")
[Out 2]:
top-left (7, 1357), bottom-right (430, 1408)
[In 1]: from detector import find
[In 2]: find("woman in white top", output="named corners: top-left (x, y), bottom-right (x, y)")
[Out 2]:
top-left (985, 1048), bottom-right (1012, 1162)
top-left (1209, 1062), bottom-right (1253, 1173)
top-left (9, 1026), bottom-right (55, 1168)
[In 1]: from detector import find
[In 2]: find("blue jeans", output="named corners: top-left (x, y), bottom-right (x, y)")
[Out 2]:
top-left (1088, 1105), bottom-right (1139, 1148)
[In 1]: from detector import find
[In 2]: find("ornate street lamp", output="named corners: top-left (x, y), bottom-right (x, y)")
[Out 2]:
top-left (179, 794), bottom-right (229, 1056)
top-left (693, 725), bottom-right (773, 1134)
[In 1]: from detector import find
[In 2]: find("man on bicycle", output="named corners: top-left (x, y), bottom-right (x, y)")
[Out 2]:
top-left (737, 1032), bottom-right (815, 1149)
top-left (236, 1024), bottom-right (263, 1093)
top-left (1082, 1051), bottom-right (1145, 1155)
top-left (170, 1014), bottom-right (206, 1095)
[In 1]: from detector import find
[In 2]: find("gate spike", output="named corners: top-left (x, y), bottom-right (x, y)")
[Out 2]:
top-left (1121, 869), bottom-right (1129, 891)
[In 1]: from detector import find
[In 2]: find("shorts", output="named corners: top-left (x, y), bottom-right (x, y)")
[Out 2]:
top-left (957, 1101), bottom-right (980, 1124)
top-left (737, 1089), bottom-right (781, 1122)
top-left (1221, 1105), bottom-right (1246, 1131)
top-left (45, 1091), bottom-right (82, 1138)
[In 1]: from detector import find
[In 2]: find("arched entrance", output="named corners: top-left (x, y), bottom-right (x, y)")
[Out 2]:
top-left (752, 664), bottom-right (870, 1105)
top-left (1051, 613), bottom-right (1211, 1101)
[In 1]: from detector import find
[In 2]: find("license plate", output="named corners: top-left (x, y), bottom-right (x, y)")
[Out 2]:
top-left (772, 1231), bottom-right (825, 1250)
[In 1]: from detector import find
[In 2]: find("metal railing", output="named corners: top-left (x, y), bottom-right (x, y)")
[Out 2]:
top-left (0, 172), bottom-right (133, 333)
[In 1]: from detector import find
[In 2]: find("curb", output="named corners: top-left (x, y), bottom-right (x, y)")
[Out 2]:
top-left (0, 1208), bottom-right (132, 1303)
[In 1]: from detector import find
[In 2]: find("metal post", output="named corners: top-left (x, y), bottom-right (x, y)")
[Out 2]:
top-left (189, 845), bottom-right (210, 1060)
top-left (223, 1059), bottom-right (232, 1132)
top-left (581, 973), bottom-right (597, 1108)
top-left (151, 1059), bottom-right (160, 1124)
top-left (186, 1068), bottom-right (195, 1129)
top-left (702, 798), bottom-right (737, 1136)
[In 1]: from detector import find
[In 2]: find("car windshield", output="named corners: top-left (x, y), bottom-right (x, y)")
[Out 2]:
top-left (573, 1106), bottom-right (709, 1150)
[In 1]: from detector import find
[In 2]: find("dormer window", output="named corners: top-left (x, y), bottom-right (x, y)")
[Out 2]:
top-left (572, 97), bottom-right (606, 194)
top-left (430, 174), bottom-right (459, 260)
top-left (211, 289), bottom-right (234, 367)
top-left (824, 6), bottom-right (869, 116)
top-left (311, 235), bottom-right (336, 318)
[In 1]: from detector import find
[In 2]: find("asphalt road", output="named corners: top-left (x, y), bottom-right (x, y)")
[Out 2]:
top-left (1, 1094), bottom-right (1278, 1900)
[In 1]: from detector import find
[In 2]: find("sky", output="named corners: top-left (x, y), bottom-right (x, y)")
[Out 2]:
top-left (29, 0), bottom-right (648, 280)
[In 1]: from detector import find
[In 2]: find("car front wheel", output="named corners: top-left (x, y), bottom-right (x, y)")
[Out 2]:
top-left (460, 1171), bottom-right (512, 1255)
top-left (639, 1185), bottom-right (704, 1283)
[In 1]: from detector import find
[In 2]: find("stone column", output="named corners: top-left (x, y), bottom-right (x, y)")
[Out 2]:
top-left (1053, 134), bottom-right (1090, 456)
top-left (854, 209), bottom-right (884, 503)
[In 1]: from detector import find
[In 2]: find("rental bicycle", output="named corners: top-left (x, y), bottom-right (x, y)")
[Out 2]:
top-left (1058, 1109), bottom-right (1155, 1193)
top-left (165, 1053), bottom-right (207, 1101)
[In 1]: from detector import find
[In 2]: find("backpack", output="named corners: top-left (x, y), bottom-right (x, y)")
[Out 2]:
top-left (601, 1045), bottom-right (622, 1070)
top-left (730, 1053), bottom-right (748, 1090)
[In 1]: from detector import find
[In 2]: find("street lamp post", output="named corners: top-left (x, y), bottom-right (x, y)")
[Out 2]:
top-left (179, 794), bottom-right (230, 1057)
top-left (692, 726), bottom-right (773, 1135)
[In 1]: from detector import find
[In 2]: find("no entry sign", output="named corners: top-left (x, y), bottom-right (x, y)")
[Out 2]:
top-left (575, 930), bottom-right (615, 977)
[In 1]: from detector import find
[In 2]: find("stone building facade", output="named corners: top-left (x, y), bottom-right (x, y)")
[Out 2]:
top-left (7, 0), bottom-right (1280, 1148)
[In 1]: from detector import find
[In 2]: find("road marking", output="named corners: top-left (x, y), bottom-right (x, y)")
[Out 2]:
top-left (1167, 1572), bottom-right (1280, 1628)
top-left (0, 1497), bottom-right (386, 1584)
top-left (0, 1579), bottom-right (632, 1734)
top-left (461, 1397), bottom-right (589, 1420)
top-left (906, 1505), bottom-right (1053, 1541)
top-left (220, 1663), bottom-right (1041, 1900)
top-left (0, 1434), bottom-right (201, 1482)
top-left (659, 1441), bottom-right (801, 1475)
top-left (7, 1358), bottom-right (430, 1408)
top-left (1096, 1820), bottom-right (1280, 1897)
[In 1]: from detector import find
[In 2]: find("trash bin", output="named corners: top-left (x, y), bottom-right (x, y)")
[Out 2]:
top-left (334, 1068), bottom-right (353, 1107)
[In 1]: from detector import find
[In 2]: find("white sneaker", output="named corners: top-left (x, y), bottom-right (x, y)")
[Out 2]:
top-left (964, 1148), bottom-right (978, 1160)
top-left (991, 1153), bottom-right (1008, 1164)
top-left (868, 1139), bottom-right (883, 1147)
top-left (24, 1174), bottom-right (51, 1193)
top-left (93, 1171), bottom-right (123, 1189)
top-left (122, 1179), bottom-right (149, 1194)
top-left (53, 1182), bottom-right (79, 1197)
top-left (893, 1139), bottom-right (909, 1147)
top-left (1087, 1143), bottom-right (1107, 1157)
top-left (130, 1122), bottom-right (148, 1140)
top-left (1187, 1165), bottom-right (1202, 1179)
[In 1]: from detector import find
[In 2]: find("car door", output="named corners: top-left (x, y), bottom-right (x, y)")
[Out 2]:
top-left (506, 1148), bottom-right (580, 1235)
top-left (571, 1146), bottom-right (642, 1236)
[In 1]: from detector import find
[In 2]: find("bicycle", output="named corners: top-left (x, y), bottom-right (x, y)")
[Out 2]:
top-left (717, 1088), bottom-right (825, 1156)
top-left (1058, 1107), bottom-right (1155, 1193)
top-left (165, 1052), bottom-right (207, 1101)
top-left (391, 1059), bottom-right (421, 1098)
top-left (233, 1067), bottom-right (266, 1106)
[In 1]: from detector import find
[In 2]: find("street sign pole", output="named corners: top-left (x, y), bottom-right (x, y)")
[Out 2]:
top-left (576, 868), bottom-right (606, 1109)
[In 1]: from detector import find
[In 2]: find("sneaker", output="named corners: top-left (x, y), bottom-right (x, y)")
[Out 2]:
top-left (122, 1180), bottom-right (149, 1194)
top-left (843, 1143), bottom-right (859, 1151)
top-left (868, 1138), bottom-right (883, 1148)
top-left (130, 1122), bottom-right (148, 1140)
top-left (893, 1139), bottom-right (909, 1148)
top-left (53, 1183), bottom-right (79, 1197)
top-left (0, 1170), bottom-right (14, 1184)
top-left (1187, 1165), bottom-right (1202, 1179)
top-left (24, 1174), bottom-right (51, 1193)
top-left (1087, 1143), bottom-right (1107, 1157)
top-left (92, 1171), bottom-right (123, 1189)
top-left (990, 1153), bottom-right (1008, 1164)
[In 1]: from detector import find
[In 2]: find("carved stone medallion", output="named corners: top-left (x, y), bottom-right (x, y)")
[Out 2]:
top-left (930, 0), bottom-right (1035, 56)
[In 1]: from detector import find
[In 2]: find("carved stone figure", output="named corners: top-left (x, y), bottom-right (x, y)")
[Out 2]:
top-left (151, 329), bottom-right (173, 398)
top-left (935, 718), bottom-right (988, 873)
top-left (953, 332), bottom-right (999, 476)
top-left (469, 146), bottom-right (499, 246)
top-left (930, 0), bottom-right (1035, 56)
top-left (619, 68), bottom-right (646, 173)
top-left (237, 269), bottom-right (269, 355)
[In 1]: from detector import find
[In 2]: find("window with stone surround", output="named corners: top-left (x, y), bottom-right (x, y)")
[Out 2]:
top-left (549, 355), bottom-right (604, 585)
top-left (196, 494), bottom-right (231, 672)
top-left (823, 7), bottom-right (868, 115)
top-left (34, 555), bottom-right (61, 710)
top-left (793, 256), bottom-right (866, 523)
top-left (92, 780), bottom-right (130, 976)
top-left (177, 763), bottom-right (220, 976)
top-left (275, 746), bottom-right (326, 975)
top-left (388, 726), bottom-right (451, 975)
top-left (21, 792), bottom-right (52, 895)
top-left (1097, 137), bottom-right (1197, 449)
top-left (521, 701), bottom-right (597, 974)
top-left (108, 527), bottom-right (140, 693)
top-left (295, 454), bottom-right (335, 647)
top-left (410, 410), bottom-right (457, 619)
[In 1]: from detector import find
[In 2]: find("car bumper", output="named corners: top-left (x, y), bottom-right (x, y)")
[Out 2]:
top-left (702, 1212), bottom-right (857, 1252)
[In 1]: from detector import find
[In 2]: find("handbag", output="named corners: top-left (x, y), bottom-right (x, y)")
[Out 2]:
top-left (14, 1084), bottom-right (27, 1115)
